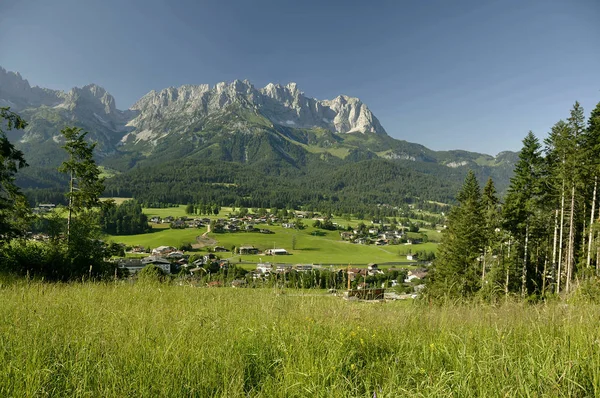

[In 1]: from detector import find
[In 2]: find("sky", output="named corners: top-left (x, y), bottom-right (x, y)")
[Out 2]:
top-left (1, 0), bottom-right (599, 155)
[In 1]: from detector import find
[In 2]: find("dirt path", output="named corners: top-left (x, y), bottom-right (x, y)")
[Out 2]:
top-left (192, 233), bottom-right (217, 249)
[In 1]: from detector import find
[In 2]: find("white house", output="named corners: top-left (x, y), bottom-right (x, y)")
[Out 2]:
top-left (266, 248), bottom-right (288, 255)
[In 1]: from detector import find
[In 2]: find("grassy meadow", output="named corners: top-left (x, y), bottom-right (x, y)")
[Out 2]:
top-left (1, 280), bottom-right (599, 397)
top-left (103, 204), bottom-right (437, 265)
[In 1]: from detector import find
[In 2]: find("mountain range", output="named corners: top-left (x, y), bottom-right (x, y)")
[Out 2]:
top-left (0, 66), bottom-right (517, 210)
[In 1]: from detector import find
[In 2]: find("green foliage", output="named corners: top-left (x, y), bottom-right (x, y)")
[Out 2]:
top-left (99, 200), bottom-right (151, 235)
top-left (429, 171), bottom-right (484, 299)
top-left (137, 264), bottom-right (167, 282)
top-left (58, 127), bottom-right (105, 213)
top-left (0, 107), bottom-right (30, 241)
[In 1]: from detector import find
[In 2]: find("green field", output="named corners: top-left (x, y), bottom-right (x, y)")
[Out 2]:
top-left (106, 223), bottom-right (430, 265)
top-left (102, 205), bottom-right (439, 264)
top-left (1, 281), bottom-right (598, 397)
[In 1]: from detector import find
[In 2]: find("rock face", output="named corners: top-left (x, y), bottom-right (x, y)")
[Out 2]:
top-left (1, 66), bottom-right (386, 151)
top-left (0, 67), bottom-right (63, 110)
top-left (125, 80), bottom-right (387, 143)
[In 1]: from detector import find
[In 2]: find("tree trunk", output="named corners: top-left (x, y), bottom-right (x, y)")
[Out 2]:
top-left (557, 183), bottom-right (566, 294)
top-left (542, 250), bottom-right (548, 295)
top-left (566, 184), bottom-right (576, 294)
top-left (505, 239), bottom-right (511, 296)
top-left (481, 247), bottom-right (487, 287)
top-left (551, 208), bottom-right (559, 288)
top-left (596, 233), bottom-right (600, 276)
top-left (67, 169), bottom-right (74, 243)
top-left (521, 223), bottom-right (529, 297)
top-left (587, 177), bottom-right (597, 269)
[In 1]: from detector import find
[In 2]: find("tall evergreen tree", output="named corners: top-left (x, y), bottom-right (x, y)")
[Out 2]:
top-left (503, 132), bottom-right (544, 296)
top-left (58, 127), bottom-right (105, 241)
top-left (481, 178), bottom-right (501, 288)
top-left (429, 171), bottom-right (484, 299)
top-left (581, 102), bottom-right (600, 272)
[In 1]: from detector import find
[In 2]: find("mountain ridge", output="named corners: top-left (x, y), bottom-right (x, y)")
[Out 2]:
top-left (0, 66), bottom-right (517, 208)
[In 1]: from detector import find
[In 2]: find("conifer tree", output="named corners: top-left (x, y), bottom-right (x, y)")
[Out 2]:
top-left (429, 171), bottom-right (484, 298)
top-left (58, 127), bottom-right (105, 242)
top-left (481, 178), bottom-right (501, 288)
top-left (503, 132), bottom-right (544, 296)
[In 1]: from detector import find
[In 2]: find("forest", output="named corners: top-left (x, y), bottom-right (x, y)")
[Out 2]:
top-left (429, 101), bottom-right (600, 300)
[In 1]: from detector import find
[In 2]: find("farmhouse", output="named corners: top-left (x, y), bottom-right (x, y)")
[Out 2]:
top-left (266, 248), bottom-right (288, 256)
top-left (294, 264), bottom-right (313, 272)
top-left (274, 264), bottom-right (292, 273)
top-left (141, 256), bottom-right (171, 274)
top-left (152, 246), bottom-right (176, 255)
top-left (404, 269), bottom-right (428, 283)
top-left (239, 246), bottom-right (259, 255)
top-left (256, 263), bottom-right (272, 274)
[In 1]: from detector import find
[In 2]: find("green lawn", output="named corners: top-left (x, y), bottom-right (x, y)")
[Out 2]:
top-left (105, 226), bottom-right (202, 249)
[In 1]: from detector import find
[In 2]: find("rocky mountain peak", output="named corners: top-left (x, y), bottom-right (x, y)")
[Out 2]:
top-left (0, 67), bottom-right (63, 110)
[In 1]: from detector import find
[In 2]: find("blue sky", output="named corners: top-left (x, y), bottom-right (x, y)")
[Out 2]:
top-left (1, 0), bottom-right (599, 154)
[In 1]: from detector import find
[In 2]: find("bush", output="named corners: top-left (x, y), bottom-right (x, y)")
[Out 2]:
top-left (137, 265), bottom-right (167, 283)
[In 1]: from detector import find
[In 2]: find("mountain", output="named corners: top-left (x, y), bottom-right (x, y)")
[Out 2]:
top-left (0, 66), bottom-right (517, 209)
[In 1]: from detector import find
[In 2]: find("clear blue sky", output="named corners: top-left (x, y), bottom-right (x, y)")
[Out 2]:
top-left (1, 0), bottom-right (599, 154)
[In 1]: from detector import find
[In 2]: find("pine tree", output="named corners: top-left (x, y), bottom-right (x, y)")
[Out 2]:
top-left (503, 132), bottom-right (544, 296)
top-left (58, 127), bottom-right (105, 242)
top-left (429, 171), bottom-right (484, 299)
top-left (581, 102), bottom-right (600, 272)
top-left (481, 178), bottom-right (501, 289)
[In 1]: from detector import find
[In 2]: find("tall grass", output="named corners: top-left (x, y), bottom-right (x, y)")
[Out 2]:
top-left (1, 280), bottom-right (599, 397)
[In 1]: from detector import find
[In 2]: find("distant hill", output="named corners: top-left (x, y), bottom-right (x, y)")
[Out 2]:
top-left (0, 66), bottom-right (517, 210)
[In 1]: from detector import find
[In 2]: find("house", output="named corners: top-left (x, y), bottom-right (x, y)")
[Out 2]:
top-left (294, 264), bottom-right (313, 272)
top-left (282, 223), bottom-right (296, 229)
top-left (368, 228), bottom-right (379, 235)
top-left (214, 246), bottom-right (228, 252)
top-left (150, 217), bottom-right (161, 223)
top-left (163, 216), bottom-right (174, 223)
top-left (166, 251), bottom-right (184, 259)
top-left (274, 264), bottom-right (292, 273)
top-left (340, 232), bottom-right (354, 240)
top-left (256, 263), bottom-right (272, 274)
top-left (367, 263), bottom-right (383, 275)
top-left (406, 254), bottom-right (418, 261)
top-left (117, 258), bottom-right (144, 274)
top-left (266, 248), bottom-right (288, 256)
top-left (239, 246), bottom-right (259, 255)
top-left (130, 245), bottom-right (146, 254)
top-left (152, 246), bottom-right (176, 256)
top-left (141, 256), bottom-right (171, 274)
top-left (404, 270), bottom-right (428, 283)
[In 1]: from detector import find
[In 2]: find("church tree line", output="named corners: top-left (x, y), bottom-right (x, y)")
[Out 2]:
top-left (429, 101), bottom-right (600, 300)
